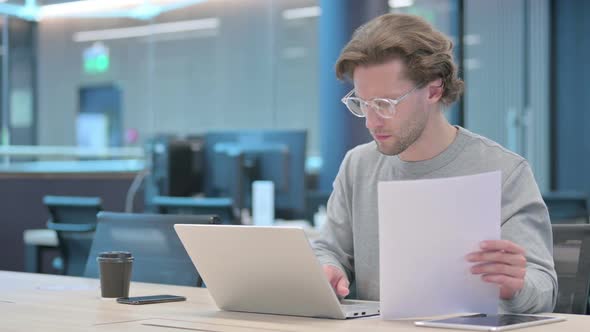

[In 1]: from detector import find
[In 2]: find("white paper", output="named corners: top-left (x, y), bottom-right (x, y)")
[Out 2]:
top-left (378, 171), bottom-right (501, 320)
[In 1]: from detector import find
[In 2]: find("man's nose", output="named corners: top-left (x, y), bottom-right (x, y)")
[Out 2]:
top-left (365, 107), bottom-right (383, 130)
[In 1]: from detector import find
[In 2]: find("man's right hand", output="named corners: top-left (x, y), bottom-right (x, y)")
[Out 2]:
top-left (322, 265), bottom-right (350, 297)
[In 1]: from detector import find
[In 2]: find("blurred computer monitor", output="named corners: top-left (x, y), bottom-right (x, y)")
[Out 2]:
top-left (144, 135), bottom-right (205, 200)
top-left (203, 130), bottom-right (307, 219)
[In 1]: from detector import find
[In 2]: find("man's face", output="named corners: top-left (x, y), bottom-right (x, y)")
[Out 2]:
top-left (353, 59), bottom-right (429, 156)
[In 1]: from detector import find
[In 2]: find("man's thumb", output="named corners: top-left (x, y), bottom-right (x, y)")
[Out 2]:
top-left (336, 278), bottom-right (350, 296)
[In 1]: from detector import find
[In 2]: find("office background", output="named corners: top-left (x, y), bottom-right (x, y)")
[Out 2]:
top-left (0, 0), bottom-right (588, 288)
top-left (2, 0), bottom-right (587, 191)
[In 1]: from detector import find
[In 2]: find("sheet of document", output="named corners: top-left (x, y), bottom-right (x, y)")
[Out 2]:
top-left (378, 171), bottom-right (501, 320)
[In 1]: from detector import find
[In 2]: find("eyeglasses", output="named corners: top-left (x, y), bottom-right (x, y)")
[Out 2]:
top-left (341, 85), bottom-right (419, 119)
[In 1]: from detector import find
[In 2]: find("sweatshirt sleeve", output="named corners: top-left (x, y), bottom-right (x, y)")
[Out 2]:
top-left (311, 151), bottom-right (355, 281)
top-left (499, 161), bottom-right (558, 313)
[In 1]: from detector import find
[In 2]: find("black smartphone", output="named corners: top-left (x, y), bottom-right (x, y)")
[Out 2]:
top-left (116, 295), bottom-right (186, 305)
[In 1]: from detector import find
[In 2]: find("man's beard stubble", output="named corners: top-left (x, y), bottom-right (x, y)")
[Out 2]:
top-left (375, 109), bottom-right (428, 156)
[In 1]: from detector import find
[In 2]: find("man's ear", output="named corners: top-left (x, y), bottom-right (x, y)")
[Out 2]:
top-left (427, 79), bottom-right (444, 104)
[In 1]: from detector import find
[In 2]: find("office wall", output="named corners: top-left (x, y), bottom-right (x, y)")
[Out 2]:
top-left (464, 0), bottom-right (550, 191)
top-left (37, 0), bottom-right (320, 154)
top-left (554, 0), bottom-right (590, 193)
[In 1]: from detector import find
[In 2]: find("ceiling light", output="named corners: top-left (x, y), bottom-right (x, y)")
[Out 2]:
top-left (282, 6), bottom-right (321, 20)
top-left (388, 0), bottom-right (414, 9)
top-left (73, 17), bottom-right (220, 42)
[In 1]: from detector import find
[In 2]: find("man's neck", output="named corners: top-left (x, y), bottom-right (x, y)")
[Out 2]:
top-left (398, 111), bottom-right (458, 162)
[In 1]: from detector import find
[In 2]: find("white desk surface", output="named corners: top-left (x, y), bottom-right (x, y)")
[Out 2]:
top-left (0, 271), bottom-right (586, 332)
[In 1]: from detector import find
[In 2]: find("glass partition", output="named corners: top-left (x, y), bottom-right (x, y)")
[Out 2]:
top-left (0, 0), bottom-right (320, 167)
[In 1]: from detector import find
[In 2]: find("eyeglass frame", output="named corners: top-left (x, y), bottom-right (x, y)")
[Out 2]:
top-left (340, 85), bottom-right (421, 119)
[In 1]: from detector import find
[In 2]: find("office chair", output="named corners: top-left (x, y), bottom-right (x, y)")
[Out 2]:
top-left (552, 224), bottom-right (590, 314)
top-left (151, 195), bottom-right (238, 225)
top-left (543, 191), bottom-right (589, 224)
top-left (44, 195), bottom-right (102, 276)
top-left (84, 212), bottom-right (220, 287)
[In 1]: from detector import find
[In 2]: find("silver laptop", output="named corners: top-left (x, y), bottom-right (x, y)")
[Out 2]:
top-left (174, 224), bottom-right (380, 319)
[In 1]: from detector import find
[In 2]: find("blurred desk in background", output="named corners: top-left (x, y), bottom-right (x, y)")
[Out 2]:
top-left (0, 159), bottom-right (145, 273)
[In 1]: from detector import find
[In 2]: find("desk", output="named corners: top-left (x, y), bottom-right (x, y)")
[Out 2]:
top-left (1, 271), bottom-right (587, 332)
top-left (0, 171), bottom-right (143, 272)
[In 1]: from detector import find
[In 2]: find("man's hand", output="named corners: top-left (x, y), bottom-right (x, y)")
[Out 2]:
top-left (467, 240), bottom-right (527, 300)
top-left (322, 265), bottom-right (349, 298)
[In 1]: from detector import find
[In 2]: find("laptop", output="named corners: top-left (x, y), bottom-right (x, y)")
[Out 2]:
top-left (174, 224), bottom-right (380, 319)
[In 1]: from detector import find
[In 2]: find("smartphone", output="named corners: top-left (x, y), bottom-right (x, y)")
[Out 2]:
top-left (116, 295), bottom-right (186, 305)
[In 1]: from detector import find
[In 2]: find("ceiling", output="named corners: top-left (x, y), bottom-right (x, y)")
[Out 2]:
top-left (0, 0), bottom-right (207, 21)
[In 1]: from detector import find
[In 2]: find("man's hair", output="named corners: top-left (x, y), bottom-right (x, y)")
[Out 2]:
top-left (335, 13), bottom-right (464, 105)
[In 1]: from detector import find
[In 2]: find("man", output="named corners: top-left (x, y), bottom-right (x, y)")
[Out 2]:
top-left (312, 13), bottom-right (557, 314)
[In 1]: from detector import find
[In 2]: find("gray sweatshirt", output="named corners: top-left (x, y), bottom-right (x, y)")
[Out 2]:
top-left (312, 126), bottom-right (557, 314)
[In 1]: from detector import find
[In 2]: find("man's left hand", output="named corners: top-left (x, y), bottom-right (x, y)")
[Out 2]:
top-left (467, 240), bottom-right (527, 300)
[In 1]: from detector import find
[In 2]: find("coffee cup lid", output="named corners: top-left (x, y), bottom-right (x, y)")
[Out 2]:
top-left (97, 251), bottom-right (133, 260)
